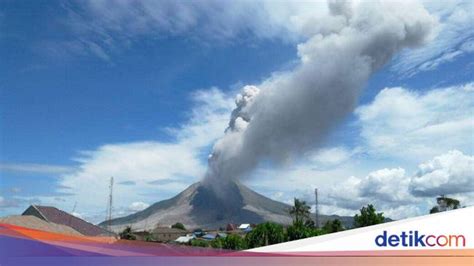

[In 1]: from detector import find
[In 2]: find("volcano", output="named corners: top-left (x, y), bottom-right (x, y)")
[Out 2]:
top-left (100, 181), bottom-right (352, 232)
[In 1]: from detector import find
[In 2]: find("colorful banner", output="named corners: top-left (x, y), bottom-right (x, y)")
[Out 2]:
top-left (1, 208), bottom-right (472, 265)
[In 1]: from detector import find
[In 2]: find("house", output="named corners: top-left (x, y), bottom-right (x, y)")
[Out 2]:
top-left (202, 233), bottom-right (217, 240)
top-left (238, 223), bottom-right (251, 230)
top-left (226, 223), bottom-right (237, 231)
top-left (149, 227), bottom-right (188, 242)
top-left (193, 228), bottom-right (205, 237)
top-left (201, 232), bottom-right (227, 241)
top-left (0, 215), bottom-right (83, 236)
top-left (217, 232), bottom-right (227, 238)
top-left (132, 231), bottom-right (153, 241)
top-left (175, 234), bottom-right (195, 244)
top-left (22, 205), bottom-right (112, 236)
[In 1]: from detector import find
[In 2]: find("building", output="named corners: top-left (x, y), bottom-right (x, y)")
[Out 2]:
top-left (149, 227), bottom-right (188, 242)
top-left (238, 223), bottom-right (251, 230)
top-left (175, 234), bottom-right (195, 244)
top-left (200, 232), bottom-right (228, 241)
top-left (202, 233), bottom-right (217, 240)
top-left (0, 215), bottom-right (83, 236)
top-left (226, 223), bottom-right (237, 231)
top-left (22, 205), bottom-right (112, 236)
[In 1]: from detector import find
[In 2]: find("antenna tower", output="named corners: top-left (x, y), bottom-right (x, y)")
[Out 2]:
top-left (106, 177), bottom-right (114, 231)
top-left (314, 188), bottom-right (319, 228)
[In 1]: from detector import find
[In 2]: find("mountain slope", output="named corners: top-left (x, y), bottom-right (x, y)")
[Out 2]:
top-left (100, 181), bottom-right (353, 232)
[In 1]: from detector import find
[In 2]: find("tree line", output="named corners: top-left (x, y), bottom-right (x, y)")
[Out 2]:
top-left (190, 199), bottom-right (386, 250)
top-left (122, 195), bottom-right (459, 250)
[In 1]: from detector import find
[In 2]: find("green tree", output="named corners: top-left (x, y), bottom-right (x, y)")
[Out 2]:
top-left (142, 230), bottom-right (154, 242)
top-left (322, 219), bottom-right (344, 233)
top-left (312, 227), bottom-right (327, 236)
top-left (430, 196), bottom-right (461, 214)
top-left (353, 204), bottom-right (385, 228)
top-left (245, 222), bottom-right (285, 248)
top-left (222, 234), bottom-right (247, 250)
top-left (171, 222), bottom-right (186, 230)
top-left (444, 197), bottom-right (460, 209)
top-left (119, 226), bottom-right (136, 240)
top-left (210, 238), bottom-right (223, 249)
top-left (429, 206), bottom-right (440, 214)
top-left (286, 221), bottom-right (314, 241)
top-left (191, 239), bottom-right (209, 247)
top-left (289, 198), bottom-right (311, 225)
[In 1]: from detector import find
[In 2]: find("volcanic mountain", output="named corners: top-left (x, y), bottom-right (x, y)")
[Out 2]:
top-left (100, 181), bottom-right (353, 232)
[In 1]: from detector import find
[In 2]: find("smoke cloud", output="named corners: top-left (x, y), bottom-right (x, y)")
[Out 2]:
top-left (204, 1), bottom-right (437, 191)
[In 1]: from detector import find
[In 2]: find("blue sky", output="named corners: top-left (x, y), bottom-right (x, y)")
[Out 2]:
top-left (1, 0), bottom-right (473, 222)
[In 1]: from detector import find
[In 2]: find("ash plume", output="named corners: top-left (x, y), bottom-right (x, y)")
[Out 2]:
top-left (204, 1), bottom-right (437, 192)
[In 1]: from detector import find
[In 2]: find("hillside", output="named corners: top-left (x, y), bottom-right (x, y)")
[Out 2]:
top-left (100, 181), bottom-right (354, 232)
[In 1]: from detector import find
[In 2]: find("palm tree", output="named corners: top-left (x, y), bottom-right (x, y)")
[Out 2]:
top-left (289, 198), bottom-right (311, 225)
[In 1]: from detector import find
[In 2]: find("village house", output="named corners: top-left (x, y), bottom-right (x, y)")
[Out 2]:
top-left (136, 227), bottom-right (188, 242)
top-left (22, 205), bottom-right (113, 236)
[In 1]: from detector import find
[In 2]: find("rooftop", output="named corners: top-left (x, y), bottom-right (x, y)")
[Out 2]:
top-left (23, 205), bottom-right (111, 236)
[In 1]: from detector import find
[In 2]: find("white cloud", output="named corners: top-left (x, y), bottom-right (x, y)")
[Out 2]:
top-left (322, 168), bottom-right (422, 219)
top-left (72, 1), bottom-right (328, 42)
top-left (56, 0), bottom-right (473, 68)
top-left (246, 154), bottom-right (372, 210)
top-left (0, 163), bottom-right (75, 175)
top-left (356, 82), bottom-right (474, 161)
top-left (322, 150), bottom-right (473, 219)
top-left (128, 202), bottom-right (150, 212)
top-left (57, 1), bottom-right (335, 61)
top-left (0, 196), bottom-right (41, 210)
top-left (410, 150), bottom-right (474, 197)
top-left (31, 88), bottom-right (233, 223)
top-left (308, 147), bottom-right (355, 167)
top-left (309, 82), bottom-right (474, 218)
top-left (392, 0), bottom-right (474, 76)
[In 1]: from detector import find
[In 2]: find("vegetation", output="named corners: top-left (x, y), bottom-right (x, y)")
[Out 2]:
top-left (142, 230), bottom-right (154, 242)
top-left (171, 222), bottom-right (186, 230)
top-left (210, 238), bottom-right (223, 248)
top-left (221, 234), bottom-right (247, 250)
top-left (119, 226), bottom-right (136, 240)
top-left (285, 198), bottom-right (327, 241)
top-left (289, 198), bottom-right (312, 225)
top-left (191, 239), bottom-right (209, 247)
top-left (180, 202), bottom-right (389, 250)
top-left (245, 222), bottom-right (285, 248)
top-left (286, 221), bottom-right (315, 241)
top-left (429, 206), bottom-right (440, 214)
top-left (353, 204), bottom-right (385, 228)
top-left (430, 196), bottom-right (461, 213)
top-left (322, 219), bottom-right (344, 233)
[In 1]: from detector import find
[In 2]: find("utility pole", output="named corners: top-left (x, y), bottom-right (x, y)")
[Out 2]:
top-left (106, 177), bottom-right (114, 232)
top-left (68, 201), bottom-right (77, 226)
top-left (314, 188), bottom-right (319, 228)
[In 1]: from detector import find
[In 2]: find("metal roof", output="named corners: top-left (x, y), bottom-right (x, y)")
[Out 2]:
top-left (238, 223), bottom-right (250, 229)
top-left (0, 215), bottom-right (83, 236)
top-left (25, 205), bottom-right (111, 236)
